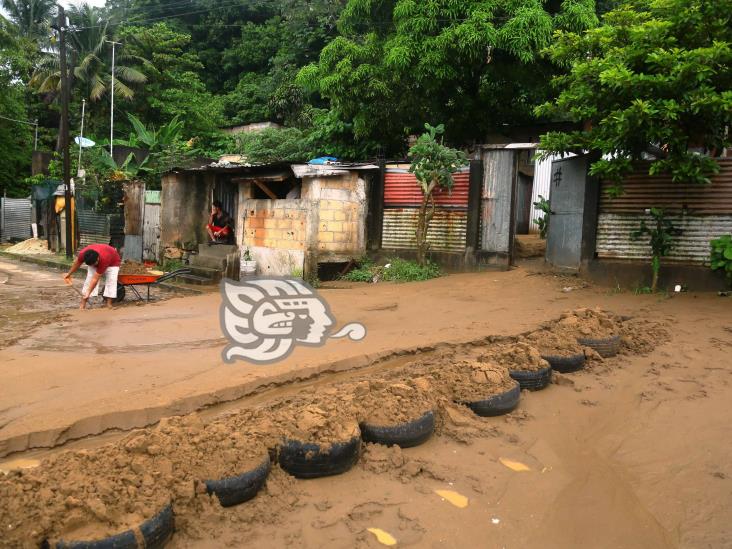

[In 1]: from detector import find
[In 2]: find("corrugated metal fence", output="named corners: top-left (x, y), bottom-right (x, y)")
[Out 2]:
top-left (381, 168), bottom-right (470, 252)
top-left (0, 198), bottom-right (32, 242)
top-left (596, 159), bottom-right (732, 264)
top-left (78, 210), bottom-right (123, 247)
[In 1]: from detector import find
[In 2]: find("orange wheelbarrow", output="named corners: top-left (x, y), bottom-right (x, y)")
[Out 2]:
top-left (115, 268), bottom-right (191, 302)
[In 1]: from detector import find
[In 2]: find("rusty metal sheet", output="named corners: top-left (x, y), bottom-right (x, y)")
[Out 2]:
top-left (384, 170), bottom-right (470, 208)
top-left (382, 209), bottom-right (467, 252)
top-left (596, 213), bottom-right (732, 264)
top-left (600, 159), bottom-right (732, 214)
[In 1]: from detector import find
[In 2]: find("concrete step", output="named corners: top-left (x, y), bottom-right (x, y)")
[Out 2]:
top-left (197, 244), bottom-right (238, 259)
top-left (188, 265), bottom-right (222, 281)
top-left (175, 273), bottom-right (218, 286)
top-left (189, 254), bottom-right (227, 270)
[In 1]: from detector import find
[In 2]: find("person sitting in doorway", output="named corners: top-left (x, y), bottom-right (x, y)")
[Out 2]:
top-left (63, 243), bottom-right (121, 309)
top-left (206, 200), bottom-right (234, 244)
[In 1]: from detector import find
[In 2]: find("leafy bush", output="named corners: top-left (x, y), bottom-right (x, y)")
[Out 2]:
top-left (343, 257), bottom-right (441, 283)
top-left (533, 195), bottom-right (551, 239)
top-left (710, 235), bottom-right (732, 286)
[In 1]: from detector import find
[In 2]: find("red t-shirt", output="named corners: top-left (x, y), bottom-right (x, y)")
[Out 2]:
top-left (78, 244), bottom-right (121, 274)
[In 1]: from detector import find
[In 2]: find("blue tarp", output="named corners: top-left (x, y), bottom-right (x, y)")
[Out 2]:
top-left (308, 156), bottom-right (339, 165)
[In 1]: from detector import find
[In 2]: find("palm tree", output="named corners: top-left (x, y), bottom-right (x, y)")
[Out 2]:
top-left (30, 3), bottom-right (148, 103)
top-left (1, 0), bottom-right (55, 39)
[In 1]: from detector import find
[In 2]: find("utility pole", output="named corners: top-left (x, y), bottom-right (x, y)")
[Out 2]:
top-left (57, 5), bottom-right (73, 258)
top-left (107, 40), bottom-right (121, 159)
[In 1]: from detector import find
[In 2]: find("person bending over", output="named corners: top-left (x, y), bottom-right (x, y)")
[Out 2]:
top-left (64, 243), bottom-right (121, 309)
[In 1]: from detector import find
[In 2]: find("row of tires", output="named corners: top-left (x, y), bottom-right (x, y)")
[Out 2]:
top-left (45, 334), bottom-right (621, 548)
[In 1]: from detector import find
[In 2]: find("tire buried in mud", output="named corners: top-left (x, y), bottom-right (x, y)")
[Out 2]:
top-left (360, 410), bottom-right (435, 448)
top-left (458, 382), bottom-right (521, 417)
top-left (278, 436), bottom-right (361, 479)
top-left (509, 366), bottom-right (553, 391)
top-left (52, 504), bottom-right (174, 549)
top-left (577, 335), bottom-right (621, 358)
top-left (541, 353), bottom-right (586, 374)
top-left (203, 454), bottom-right (271, 507)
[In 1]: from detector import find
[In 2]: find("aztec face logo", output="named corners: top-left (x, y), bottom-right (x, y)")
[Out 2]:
top-left (220, 277), bottom-right (366, 364)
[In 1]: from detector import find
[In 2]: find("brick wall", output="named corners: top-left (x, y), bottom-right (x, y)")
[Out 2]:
top-left (242, 200), bottom-right (310, 251)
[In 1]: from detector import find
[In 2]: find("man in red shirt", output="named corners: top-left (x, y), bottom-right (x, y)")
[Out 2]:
top-left (64, 244), bottom-right (122, 309)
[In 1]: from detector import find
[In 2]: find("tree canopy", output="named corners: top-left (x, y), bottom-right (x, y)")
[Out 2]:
top-left (298, 0), bottom-right (598, 151)
top-left (537, 0), bottom-right (732, 186)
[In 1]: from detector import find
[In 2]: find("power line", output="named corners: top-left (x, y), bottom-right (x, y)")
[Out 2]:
top-left (0, 113), bottom-right (37, 126)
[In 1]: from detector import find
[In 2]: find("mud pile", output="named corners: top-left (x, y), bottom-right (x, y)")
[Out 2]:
top-left (354, 381), bottom-right (435, 425)
top-left (4, 238), bottom-right (53, 255)
top-left (618, 317), bottom-right (672, 355)
top-left (120, 261), bottom-right (151, 275)
top-left (478, 341), bottom-right (549, 372)
top-left (523, 328), bottom-right (584, 357)
top-left (0, 414), bottom-right (270, 545)
top-left (550, 307), bottom-right (621, 339)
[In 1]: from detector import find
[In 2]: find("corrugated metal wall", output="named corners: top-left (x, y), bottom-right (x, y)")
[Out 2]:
top-left (480, 150), bottom-right (514, 254)
top-left (0, 198), bottom-right (32, 242)
top-left (143, 190), bottom-right (161, 262)
top-left (597, 214), bottom-right (732, 264)
top-left (596, 159), bottom-right (732, 264)
top-left (382, 168), bottom-right (469, 252)
top-left (77, 211), bottom-right (123, 247)
top-left (530, 154), bottom-right (554, 234)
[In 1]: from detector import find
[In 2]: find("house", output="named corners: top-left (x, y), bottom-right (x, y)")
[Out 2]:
top-left (160, 159), bottom-right (379, 282)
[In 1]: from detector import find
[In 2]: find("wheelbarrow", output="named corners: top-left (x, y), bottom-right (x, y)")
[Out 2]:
top-left (115, 268), bottom-right (191, 302)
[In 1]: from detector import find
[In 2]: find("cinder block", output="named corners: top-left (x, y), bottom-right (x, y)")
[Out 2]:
top-left (319, 231), bottom-right (334, 243)
top-left (333, 210), bottom-right (346, 221)
top-left (263, 218), bottom-right (277, 229)
top-left (319, 209), bottom-right (334, 221)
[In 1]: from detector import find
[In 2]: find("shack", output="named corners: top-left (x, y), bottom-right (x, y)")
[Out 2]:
top-left (160, 159), bottom-right (378, 281)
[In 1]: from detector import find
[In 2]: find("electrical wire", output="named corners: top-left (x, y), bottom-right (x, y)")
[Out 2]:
top-left (0, 113), bottom-right (37, 126)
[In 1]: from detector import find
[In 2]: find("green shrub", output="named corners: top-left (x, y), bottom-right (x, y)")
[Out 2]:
top-left (710, 235), bottom-right (732, 286)
top-left (343, 257), bottom-right (441, 283)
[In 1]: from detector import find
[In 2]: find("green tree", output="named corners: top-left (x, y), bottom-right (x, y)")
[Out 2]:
top-left (299, 0), bottom-right (598, 153)
top-left (119, 23), bottom-right (223, 135)
top-left (0, 16), bottom-right (34, 196)
top-left (408, 123), bottom-right (468, 265)
top-left (1, 0), bottom-right (54, 39)
top-left (537, 0), bottom-right (732, 188)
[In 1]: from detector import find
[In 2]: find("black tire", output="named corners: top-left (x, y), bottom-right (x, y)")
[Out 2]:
top-left (360, 410), bottom-right (435, 448)
top-left (204, 455), bottom-right (271, 507)
top-left (140, 504), bottom-right (174, 549)
top-left (509, 366), bottom-right (553, 391)
top-left (114, 284), bottom-right (125, 303)
top-left (459, 382), bottom-right (521, 417)
top-left (55, 530), bottom-right (137, 549)
top-left (54, 504), bottom-right (173, 549)
top-left (278, 435), bottom-right (360, 479)
top-left (541, 353), bottom-right (586, 373)
top-left (577, 335), bottom-right (621, 358)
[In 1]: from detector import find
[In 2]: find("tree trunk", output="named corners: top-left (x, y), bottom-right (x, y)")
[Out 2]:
top-left (415, 182), bottom-right (437, 266)
top-left (651, 255), bottom-right (660, 293)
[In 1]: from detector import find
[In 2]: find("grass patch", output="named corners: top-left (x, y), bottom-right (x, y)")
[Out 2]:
top-left (163, 258), bottom-right (184, 272)
top-left (343, 257), bottom-right (441, 283)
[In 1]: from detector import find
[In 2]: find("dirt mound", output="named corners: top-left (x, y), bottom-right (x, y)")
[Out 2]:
top-left (120, 260), bottom-right (150, 275)
top-left (425, 359), bottom-right (517, 401)
top-left (5, 238), bottom-right (53, 255)
top-left (550, 307), bottom-right (621, 339)
top-left (619, 318), bottom-right (672, 355)
top-left (523, 329), bottom-right (584, 357)
top-left (354, 381), bottom-right (435, 426)
top-left (478, 341), bottom-right (549, 372)
top-left (0, 413), bottom-right (269, 545)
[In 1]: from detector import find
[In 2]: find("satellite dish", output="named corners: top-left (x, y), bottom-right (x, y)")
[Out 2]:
top-left (74, 136), bottom-right (95, 148)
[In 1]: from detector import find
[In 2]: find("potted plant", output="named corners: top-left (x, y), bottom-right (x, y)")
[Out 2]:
top-left (240, 248), bottom-right (257, 278)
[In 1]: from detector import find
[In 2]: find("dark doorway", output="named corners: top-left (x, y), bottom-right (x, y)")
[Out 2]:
top-left (213, 177), bottom-right (238, 240)
top-left (514, 173), bottom-right (533, 235)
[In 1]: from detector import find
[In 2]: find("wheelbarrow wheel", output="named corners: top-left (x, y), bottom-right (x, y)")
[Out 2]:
top-left (114, 284), bottom-right (126, 303)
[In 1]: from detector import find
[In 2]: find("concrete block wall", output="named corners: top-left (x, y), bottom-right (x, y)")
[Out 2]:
top-left (303, 173), bottom-right (368, 257)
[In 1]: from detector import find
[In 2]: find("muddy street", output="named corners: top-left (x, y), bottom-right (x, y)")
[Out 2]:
top-left (0, 258), bottom-right (731, 548)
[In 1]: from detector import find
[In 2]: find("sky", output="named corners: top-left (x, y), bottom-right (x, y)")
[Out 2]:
top-left (1, 1), bottom-right (107, 19)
